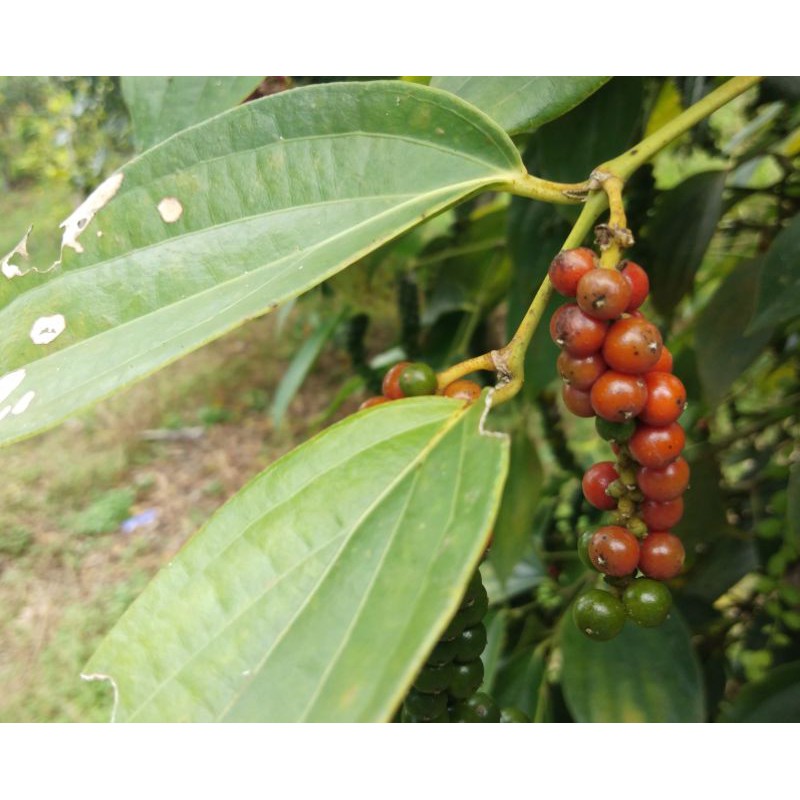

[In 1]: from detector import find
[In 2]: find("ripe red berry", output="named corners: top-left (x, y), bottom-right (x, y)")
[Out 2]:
top-left (550, 304), bottom-right (609, 357)
top-left (640, 372), bottom-right (686, 426)
top-left (557, 351), bottom-right (607, 391)
top-left (638, 532), bottom-right (685, 580)
top-left (647, 346), bottom-right (673, 374)
top-left (588, 526), bottom-right (640, 577)
top-left (628, 422), bottom-right (686, 469)
top-left (576, 268), bottom-right (632, 320)
top-left (358, 396), bottom-right (390, 410)
top-left (637, 457), bottom-right (690, 502)
top-left (562, 384), bottom-right (595, 417)
top-left (590, 371), bottom-right (648, 422)
top-left (619, 261), bottom-right (650, 311)
top-left (602, 317), bottom-right (663, 374)
top-left (548, 248), bottom-right (598, 297)
top-left (382, 361), bottom-right (411, 399)
top-left (443, 379), bottom-right (481, 402)
top-left (582, 462), bottom-right (619, 510)
top-left (641, 496), bottom-right (684, 530)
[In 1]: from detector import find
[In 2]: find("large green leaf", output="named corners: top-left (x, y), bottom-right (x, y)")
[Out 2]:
top-left (430, 77), bottom-right (609, 136)
top-left (719, 661), bottom-right (800, 722)
top-left (83, 396), bottom-right (509, 721)
top-left (641, 170), bottom-right (727, 316)
top-left (748, 214), bottom-right (800, 333)
top-left (561, 609), bottom-right (705, 722)
top-left (122, 77), bottom-right (265, 151)
top-left (0, 81), bottom-right (524, 448)
top-left (695, 259), bottom-right (774, 405)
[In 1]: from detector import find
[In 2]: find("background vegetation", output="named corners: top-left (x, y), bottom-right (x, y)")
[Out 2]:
top-left (1, 76), bottom-right (798, 722)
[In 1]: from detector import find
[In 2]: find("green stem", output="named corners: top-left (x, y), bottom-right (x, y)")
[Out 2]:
top-left (436, 77), bottom-right (762, 400)
top-left (601, 76), bottom-right (761, 180)
top-left (491, 197), bottom-right (604, 403)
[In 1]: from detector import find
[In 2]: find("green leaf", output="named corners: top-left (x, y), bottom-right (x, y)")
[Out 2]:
top-left (492, 647), bottom-right (547, 719)
top-left (640, 170), bottom-right (727, 316)
top-left (83, 396), bottom-right (509, 721)
top-left (787, 463), bottom-right (800, 552)
top-left (695, 259), bottom-right (774, 406)
top-left (719, 661), bottom-right (800, 722)
top-left (533, 78), bottom-right (645, 185)
top-left (489, 415), bottom-right (543, 584)
top-left (0, 81), bottom-right (524, 448)
top-left (561, 609), bottom-right (705, 722)
top-left (430, 77), bottom-right (609, 136)
top-left (675, 448), bottom-right (729, 550)
top-left (122, 77), bottom-right (264, 151)
top-left (749, 214), bottom-right (800, 333)
top-left (270, 308), bottom-right (346, 428)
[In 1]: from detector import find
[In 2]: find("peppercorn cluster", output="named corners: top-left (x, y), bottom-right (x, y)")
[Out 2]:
top-left (359, 361), bottom-right (482, 409)
top-left (548, 247), bottom-right (688, 641)
top-left (401, 568), bottom-right (529, 723)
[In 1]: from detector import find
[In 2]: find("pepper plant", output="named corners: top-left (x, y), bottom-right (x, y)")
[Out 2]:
top-left (2, 76), bottom-right (799, 722)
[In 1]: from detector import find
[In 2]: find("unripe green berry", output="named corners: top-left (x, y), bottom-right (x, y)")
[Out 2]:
top-left (452, 692), bottom-right (500, 722)
top-left (398, 362), bottom-right (437, 397)
top-left (622, 578), bottom-right (672, 627)
top-left (449, 659), bottom-right (484, 698)
top-left (500, 707), bottom-right (531, 723)
top-left (572, 588), bottom-right (626, 641)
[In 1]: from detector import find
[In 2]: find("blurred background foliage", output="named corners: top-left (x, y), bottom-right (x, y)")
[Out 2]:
top-left (1, 76), bottom-right (798, 722)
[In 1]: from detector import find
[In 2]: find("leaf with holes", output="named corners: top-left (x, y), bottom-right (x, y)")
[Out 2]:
top-left (0, 81), bottom-right (524, 448)
top-left (431, 77), bottom-right (609, 136)
top-left (83, 396), bottom-right (508, 721)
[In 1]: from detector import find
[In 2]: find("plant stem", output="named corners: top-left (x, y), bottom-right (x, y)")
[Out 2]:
top-left (600, 76), bottom-right (761, 181)
top-left (435, 76), bottom-right (762, 400)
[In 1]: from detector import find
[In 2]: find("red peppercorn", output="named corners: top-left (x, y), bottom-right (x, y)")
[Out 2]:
top-left (443, 379), bottom-right (482, 402)
top-left (576, 268), bottom-right (632, 320)
top-left (637, 457), bottom-right (690, 502)
top-left (641, 497), bottom-right (684, 531)
top-left (382, 361), bottom-right (411, 399)
top-left (548, 248), bottom-right (598, 297)
top-left (550, 303), bottom-right (609, 358)
top-left (603, 317), bottom-right (663, 374)
top-left (358, 396), bottom-right (391, 410)
top-left (629, 422), bottom-right (686, 469)
top-left (562, 384), bottom-right (595, 417)
top-left (588, 526), bottom-right (640, 577)
top-left (647, 346), bottom-right (673, 374)
top-left (619, 261), bottom-right (650, 311)
top-left (582, 462), bottom-right (619, 510)
top-left (638, 532), bottom-right (685, 580)
top-left (590, 371), bottom-right (648, 422)
top-left (640, 372), bottom-right (686, 426)
top-left (557, 351), bottom-right (607, 391)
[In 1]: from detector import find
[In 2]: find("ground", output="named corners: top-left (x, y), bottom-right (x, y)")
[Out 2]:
top-left (0, 308), bottom-right (357, 722)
